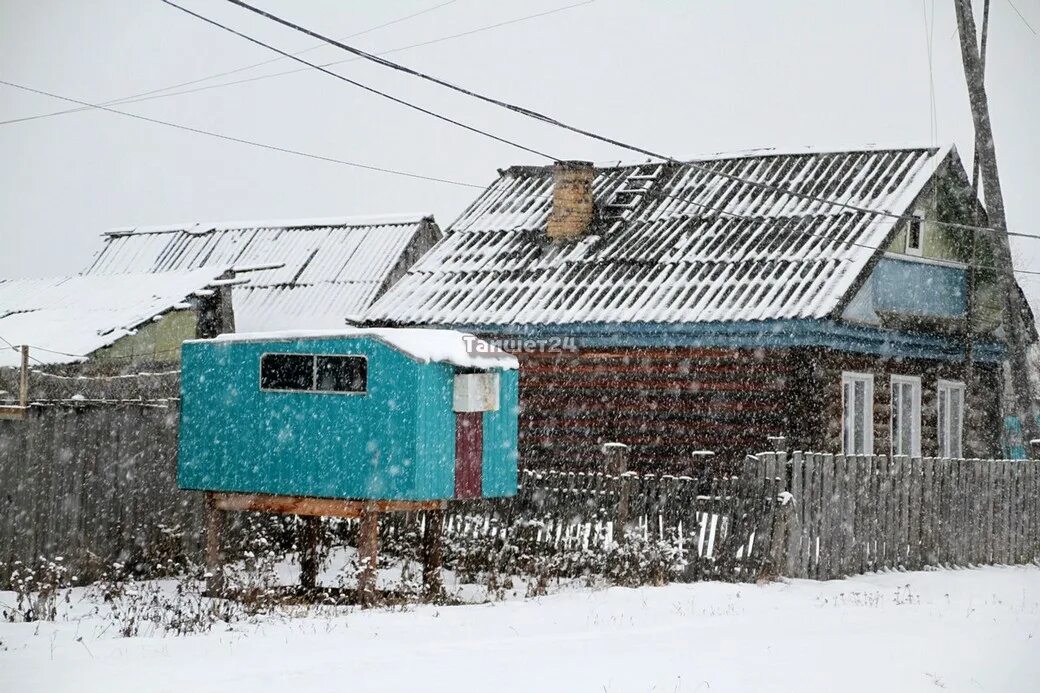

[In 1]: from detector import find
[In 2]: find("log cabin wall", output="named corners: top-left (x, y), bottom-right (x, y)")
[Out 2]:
top-left (517, 346), bottom-right (801, 473)
top-left (805, 348), bottom-right (1002, 458)
top-left (515, 345), bottom-right (1003, 472)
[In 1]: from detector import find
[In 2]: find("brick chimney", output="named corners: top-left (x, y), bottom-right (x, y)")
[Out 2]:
top-left (547, 160), bottom-right (595, 240)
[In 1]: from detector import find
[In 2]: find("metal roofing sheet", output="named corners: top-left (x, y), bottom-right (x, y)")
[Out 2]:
top-left (84, 215), bottom-right (434, 330)
top-left (368, 147), bottom-right (950, 327)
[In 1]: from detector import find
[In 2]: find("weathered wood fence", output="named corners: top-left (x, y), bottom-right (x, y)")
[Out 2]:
top-left (3, 398), bottom-right (1038, 589)
top-left (387, 457), bottom-right (786, 582)
top-left (779, 452), bottom-right (1040, 579)
top-left (0, 402), bottom-right (200, 583)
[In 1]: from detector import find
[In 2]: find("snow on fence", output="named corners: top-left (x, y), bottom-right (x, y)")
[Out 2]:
top-left (379, 458), bottom-right (788, 583)
top-left (2, 399), bottom-right (1037, 588)
top-left (778, 452), bottom-right (1040, 579)
top-left (0, 402), bottom-right (201, 584)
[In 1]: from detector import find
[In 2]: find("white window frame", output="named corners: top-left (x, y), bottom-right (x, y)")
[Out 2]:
top-left (905, 215), bottom-right (924, 256)
top-left (841, 372), bottom-right (874, 455)
top-left (890, 375), bottom-right (922, 457)
top-left (937, 379), bottom-right (966, 459)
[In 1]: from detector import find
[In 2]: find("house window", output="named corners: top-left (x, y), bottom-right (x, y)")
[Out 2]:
top-left (260, 353), bottom-right (368, 394)
top-left (905, 215), bottom-right (924, 255)
top-left (938, 379), bottom-right (965, 458)
top-left (842, 372), bottom-right (874, 455)
top-left (890, 375), bottom-right (921, 457)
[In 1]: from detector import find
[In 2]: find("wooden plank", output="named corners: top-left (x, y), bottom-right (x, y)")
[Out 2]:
top-left (212, 493), bottom-right (446, 518)
top-left (786, 451), bottom-right (805, 578)
top-left (820, 453), bottom-right (834, 580)
top-left (839, 454), bottom-right (854, 577)
top-left (908, 456), bottom-right (921, 570)
top-left (0, 405), bottom-right (27, 420)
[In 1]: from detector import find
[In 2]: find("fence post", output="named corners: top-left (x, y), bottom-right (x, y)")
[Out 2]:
top-left (18, 345), bottom-right (29, 407)
top-left (603, 442), bottom-right (630, 543)
top-left (784, 451), bottom-right (804, 578)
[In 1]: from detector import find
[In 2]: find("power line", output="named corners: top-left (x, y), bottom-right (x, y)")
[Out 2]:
top-left (225, 0), bottom-right (1040, 243)
top-left (159, 0), bottom-right (555, 160)
top-left (0, 0), bottom-right (593, 128)
top-left (1006, 0), bottom-right (1038, 36)
top-left (0, 0), bottom-right (458, 127)
top-left (0, 78), bottom-right (484, 189)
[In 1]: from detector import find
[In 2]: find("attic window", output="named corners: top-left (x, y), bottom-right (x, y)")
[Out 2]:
top-left (260, 353), bottom-right (367, 394)
top-left (905, 215), bottom-right (924, 256)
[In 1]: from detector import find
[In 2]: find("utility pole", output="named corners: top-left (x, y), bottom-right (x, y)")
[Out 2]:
top-left (954, 0), bottom-right (1039, 455)
top-left (961, 0), bottom-right (988, 457)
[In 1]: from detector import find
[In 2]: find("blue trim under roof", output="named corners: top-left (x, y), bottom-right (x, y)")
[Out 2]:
top-left (449, 319), bottom-right (1004, 363)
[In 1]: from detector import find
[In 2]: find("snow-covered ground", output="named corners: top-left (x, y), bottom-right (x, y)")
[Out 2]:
top-left (2, 565), bottom-right (1038, 693)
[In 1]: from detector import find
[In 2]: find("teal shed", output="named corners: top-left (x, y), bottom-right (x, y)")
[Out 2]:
top-left (178, 329), bottom-right (519, 501)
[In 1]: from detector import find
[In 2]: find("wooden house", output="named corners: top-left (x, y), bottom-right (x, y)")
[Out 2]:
top-left (178, 329), bottom-right (519, 501)
top-left (367, 146), bottom-right (1013, 470)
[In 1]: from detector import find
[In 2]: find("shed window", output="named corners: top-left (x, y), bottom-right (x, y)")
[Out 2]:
top-left (260, 354), bottom-right (313, 391)
top-left (316, 355), bottom-right (367, 393)
top-left (260, 353), bottom-right (368, 394)
top-left (890, 375), bottom-right (921, 457)
top-left (938, 380), bottom-right (965, 458)
top-left (841, 372), bottom-right (874, 455)
top-left (905, 215), bottom-right (924, 255)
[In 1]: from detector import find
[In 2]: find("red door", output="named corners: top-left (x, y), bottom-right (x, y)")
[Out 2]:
top-left (455, 412), bottom-right (483, 499)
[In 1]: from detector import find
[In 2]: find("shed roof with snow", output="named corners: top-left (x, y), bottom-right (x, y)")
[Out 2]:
top-left (0, 268), bottom-right (232, 367)
top-left (84, 214), bottom-right (441, 332)
top-left (367, 146), bottom-right (958, 328)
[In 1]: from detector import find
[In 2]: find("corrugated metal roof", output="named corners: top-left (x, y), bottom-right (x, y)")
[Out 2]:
top-left (84, 214), bottom-right (438, 331)
top-left (368, 146), bottom-right (952, 327)
top-left (0, 268), bottom-right (228, 367)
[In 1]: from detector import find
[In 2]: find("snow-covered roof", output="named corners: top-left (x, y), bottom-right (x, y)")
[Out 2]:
top-left (206, 328), bottom-right (518, 370)
top-left (0, 268), bottom-right (231, 367)
top-left (368, 146), bottom-right (953, 327)
top-left (84, 214), bottom-right (440, 331)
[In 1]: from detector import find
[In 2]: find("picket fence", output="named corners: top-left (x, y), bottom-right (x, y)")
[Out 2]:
top-left (393, 457), bottom-right (786, 582)
top-left (780, 452), bottom-right (1040, 579)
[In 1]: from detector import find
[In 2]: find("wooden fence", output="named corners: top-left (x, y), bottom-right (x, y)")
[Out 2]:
top-left (779, 452), bottom-right (1040, 579)
top-left (0, 402), bottom-right (201, 583)
top-left (394, 458), bottom-right (786, 582)
top-left (3, 399), bottom-right (1037, 589)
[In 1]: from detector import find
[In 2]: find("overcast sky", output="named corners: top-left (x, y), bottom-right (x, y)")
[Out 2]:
top-left (1, 0), bottom-right (1038, 303)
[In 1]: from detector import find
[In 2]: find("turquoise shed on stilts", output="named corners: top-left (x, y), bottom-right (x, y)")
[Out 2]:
top-left (177, 329), bottom-right (519, 502)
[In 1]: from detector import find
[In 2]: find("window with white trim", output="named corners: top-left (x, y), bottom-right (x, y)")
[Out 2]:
top-left (890, 375), bottom-right (921, 457)
top-left (938, 379), bottom-right (965, 458)
top-left (905, 215), bottom-right (924, 255)
top-left (842, 372), bottom-right (874, 455)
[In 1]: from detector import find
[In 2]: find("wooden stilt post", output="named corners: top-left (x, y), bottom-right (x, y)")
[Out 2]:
top-left (204, 492), bottom-right (225, 596)
top-left (358, 502), bottom-right (379, 606)
top-left (421, 509), bottom-right (444, 599)
top-left (18, 345), bottom-right (29, 408)
top-left (300, 516), bottom-right (320, 590)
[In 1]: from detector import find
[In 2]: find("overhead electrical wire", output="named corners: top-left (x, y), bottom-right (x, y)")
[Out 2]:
top-left (0, 0), bottom-right (459, 127)
top-left (0, 0), bottom-right (593, 127)
top-left (0, 78), bottom-right (485, 189)
top-left (1005, 0), bottom-right (1038, 36)
top-left (221, 0), bottom-right (1040, 243)
top-left (158, 0), bottom-right (555, 159)
top-left (3, 4), bottom-right (1038, 278)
